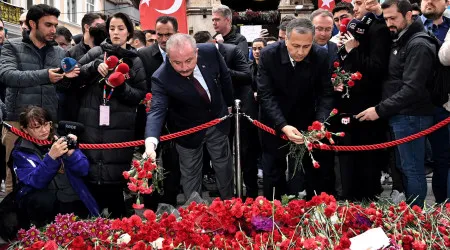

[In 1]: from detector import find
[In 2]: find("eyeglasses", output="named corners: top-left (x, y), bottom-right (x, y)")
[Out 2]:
top-left (28, 121), bottom-right (52, 131)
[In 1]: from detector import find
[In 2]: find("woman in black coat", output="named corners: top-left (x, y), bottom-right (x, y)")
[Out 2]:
top-left (77, 12), bottom-right (146, 218)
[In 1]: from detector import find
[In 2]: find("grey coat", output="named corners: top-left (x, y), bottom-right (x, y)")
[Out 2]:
top-left (0, 35), bottom-right (66, 121)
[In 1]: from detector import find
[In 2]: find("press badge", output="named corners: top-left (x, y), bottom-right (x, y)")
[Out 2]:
top-left (99, 105), bottom-right (110, 126)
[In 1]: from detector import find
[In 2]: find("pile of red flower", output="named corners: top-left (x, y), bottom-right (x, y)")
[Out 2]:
top-left (10, 193), bottom-right (450, 249)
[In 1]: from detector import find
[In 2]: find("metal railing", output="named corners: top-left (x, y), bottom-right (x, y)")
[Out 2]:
top-left (0, 2), bottom-right (23, 25)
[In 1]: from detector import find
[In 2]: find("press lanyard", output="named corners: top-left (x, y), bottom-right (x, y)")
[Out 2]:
top-left (103, 84), bottom-right (114, 105)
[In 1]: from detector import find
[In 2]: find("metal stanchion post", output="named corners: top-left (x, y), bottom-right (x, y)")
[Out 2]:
top-left (234, 99), bottom-right (243, 198)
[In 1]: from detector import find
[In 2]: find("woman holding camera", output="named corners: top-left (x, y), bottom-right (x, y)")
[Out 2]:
top-left (12, 106), bottom-right (99, 227)
top-left (77, 12), bottom-right (146, 218)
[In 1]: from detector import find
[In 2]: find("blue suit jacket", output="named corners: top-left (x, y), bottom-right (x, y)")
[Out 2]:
top-left (145, 43), bottom-right (233, 148)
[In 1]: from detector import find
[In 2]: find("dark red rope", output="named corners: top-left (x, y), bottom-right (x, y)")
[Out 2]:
top-left (251, 117), bottom-right (450, 151)
top-left (5, 117), bottom-right (226, 150)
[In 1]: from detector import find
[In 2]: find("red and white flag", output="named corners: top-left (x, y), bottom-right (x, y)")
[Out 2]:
top-left (318, 0), bottom-right (336, 11)
top-left (139, 0), bottom-right (188, 33)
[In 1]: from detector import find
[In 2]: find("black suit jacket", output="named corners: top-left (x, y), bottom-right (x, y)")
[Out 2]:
top-left (257, 41), bottom-right (334, 153)
top-left (137, 43), bottom-right (164, 91)
top-left (326, 41), bottom-right (338, 70)
top-left (217, 43), bottom-right (255, 116)
top-left (146, 43), bottom-right (234, 148)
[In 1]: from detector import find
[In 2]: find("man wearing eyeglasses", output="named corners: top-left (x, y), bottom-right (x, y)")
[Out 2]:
top-left (311, 9), bottom-right (338, 68)
top-left (137, 16), bottom-right (181, 211)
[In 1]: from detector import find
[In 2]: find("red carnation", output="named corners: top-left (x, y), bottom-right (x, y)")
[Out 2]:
top-left (43, 240), bottom-right (58, 250)
top-left (339, 236), bottom-right (351, 249)
top-left (313, 160), bottom-right (320, 169)
top-left (133, 203), bottom-right (145, 209)
top-left (351, 71), bottom-right (362, 80)
top-left (123, 171), bottom-right (130, 180)
top-left (144, 209), bottom-right (156, 221)
top-left (128, 182), bottom-right (138, 192)
top-left (333, 61), bottom-right (340, 68)
top-left (145, 93), bottom-right (152, 101)
top-left (347, 80), bottom-right (355, 87)
top-left (70, 236), bottom-right (86, 248)
top-left (331, 108), bottom-right (338, 116)
top-left (311, 121), bottom-right (323, 131)
top-left (331, 73), bottom-right (337, 78)
top-left (30, 241), bottom-right (45, 250)
top-left (337, 132), bottom-right (345, 137)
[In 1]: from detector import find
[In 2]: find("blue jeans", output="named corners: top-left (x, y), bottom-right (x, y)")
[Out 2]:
top-left (389, 115), bottom-right (433, 207)
top-left (428, 107), bottom-right (450, 203)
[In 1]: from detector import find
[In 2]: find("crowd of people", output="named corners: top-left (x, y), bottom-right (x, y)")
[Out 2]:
top-left (0, 0), bottom-right (449, 234)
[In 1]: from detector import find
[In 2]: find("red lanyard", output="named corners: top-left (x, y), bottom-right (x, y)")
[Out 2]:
top-left (103, 85), bottom-right (114, 104)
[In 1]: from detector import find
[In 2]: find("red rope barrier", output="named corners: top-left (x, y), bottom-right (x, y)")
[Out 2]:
top-left (251, 116), bottom-right (450, 151)
top-left (3, 116), bottom-right (228, 150)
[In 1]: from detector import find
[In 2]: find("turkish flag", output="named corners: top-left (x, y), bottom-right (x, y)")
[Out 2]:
top-left (139, 0), bottom-right (188, 33)
top-left (318, 0), bottom-right (335, 11)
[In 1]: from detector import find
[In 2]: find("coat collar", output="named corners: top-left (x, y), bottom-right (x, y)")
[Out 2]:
top-left (280, 40), bottom-right (312, 65)
top-left (396, 18), bottom-right (427, 46)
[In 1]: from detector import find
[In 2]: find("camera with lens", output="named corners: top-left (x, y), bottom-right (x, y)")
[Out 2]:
top-left (56, 121), bottom-right (85, 150)
top-left (59, 135), bottom-right (78, 150)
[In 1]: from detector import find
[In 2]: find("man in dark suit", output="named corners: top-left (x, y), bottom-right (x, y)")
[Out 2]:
top-left (194, 31), bottom-right (259, 198)
top-left (258, 18), bottom-right (334, 200)
top-left (145, 34), bottom-right (234, 200)
top-left (137, 16), bottom-right (180, 210)
top-left (310, 9), bottom-right (339, 68)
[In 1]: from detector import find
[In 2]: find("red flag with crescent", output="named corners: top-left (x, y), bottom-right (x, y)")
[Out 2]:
top-left (139, 0), bottom-right (188, 33)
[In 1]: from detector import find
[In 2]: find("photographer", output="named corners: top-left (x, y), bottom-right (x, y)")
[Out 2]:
top-left (334, 0), bottom-right (391, 201)
top-left (11, 106), bottom-right (99, 228)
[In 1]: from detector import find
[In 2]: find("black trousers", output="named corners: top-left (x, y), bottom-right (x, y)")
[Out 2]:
top-left (337, 120), bottom-right (387, 201)
top-left (143, 141), bottom-right (181, 211)
top-left (20, 189), bottom-right (88, 228)
top-left (262, 149), bottom-right (335, 201)
top-left (0, 130), bottom-right (5, 181)
top-left (87, 183), bottom-right (124, 218)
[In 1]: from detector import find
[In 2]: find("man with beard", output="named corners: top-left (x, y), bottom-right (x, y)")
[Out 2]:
top-left (0, 4), bottom-right (80, 195)
top-left (357, 0), bottom-right (436, 207)
top-left (419, 0), bottom-right (450, 204)
top-left (19, 12), bottom-right (28, 35)
top-left (333, 0), bottom-right (391, 201)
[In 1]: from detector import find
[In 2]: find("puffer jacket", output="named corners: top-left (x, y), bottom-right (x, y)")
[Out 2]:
top-left (0, 34), bottom-right (66, 121)
top-left (77, 40), bottom-right (146, 185)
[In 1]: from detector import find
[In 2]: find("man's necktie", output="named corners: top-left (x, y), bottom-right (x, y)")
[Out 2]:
top-left (188, 75), bottom-right (210, 103)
